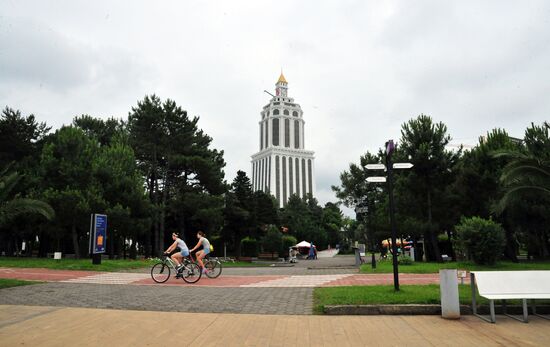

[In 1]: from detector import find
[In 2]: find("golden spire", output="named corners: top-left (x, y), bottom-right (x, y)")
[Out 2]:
top-left (277, 71), bottom-right (287, 84)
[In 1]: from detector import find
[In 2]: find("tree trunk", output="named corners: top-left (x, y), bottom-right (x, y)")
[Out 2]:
top-left (158, 169), bottom-right (168, 256)
top-left (541, 230), bottom-right (549, 258)
top-left (129, 238), bottom-right (137, 259)
top-left (235, 231), bottom-right (242, 258)
top-left (109, 229), bottom-right (115, 260)
top-left (504, 229), bottom-right (519, 262)
top-left (38, 229), bottom-right (47, 257)
top-left (446, 230), bottom-right (456, 261)
top-left (71, 222), bottom-right (80, 259)
top-left (427, 190), bottom-right (442, 262)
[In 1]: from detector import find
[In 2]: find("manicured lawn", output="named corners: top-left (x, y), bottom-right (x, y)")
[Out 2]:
top-left (360, 260), bottom-right (550, 274)
top-left (313, 284), bottom-right (550, 314)
top-left (0, 257), bottom-right (270, 271)
top-left (0, 257), bottom-right (153, 272)
top-left (0, 278), bottom-right (42, 289)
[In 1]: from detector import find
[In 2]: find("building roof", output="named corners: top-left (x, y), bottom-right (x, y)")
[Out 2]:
top-left (277, 72), bottom-right (287, 84)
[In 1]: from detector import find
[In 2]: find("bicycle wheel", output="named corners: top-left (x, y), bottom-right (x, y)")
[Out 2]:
top-left (205, 259), bottom-right (222, 278)
top-left (151, 262), bottom-right (170, 283)
top-left (182, 262), bottom-right (202, 284)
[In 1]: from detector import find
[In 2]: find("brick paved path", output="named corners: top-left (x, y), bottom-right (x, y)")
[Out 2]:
top-left (0, 282), bottom-right (313, 314)
top-left (0, 267), bottom-right (454, 287)
top-left (0, 258), bottom-right (462, 315)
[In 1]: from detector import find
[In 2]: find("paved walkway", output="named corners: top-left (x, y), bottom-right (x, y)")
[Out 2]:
top-left (0, 267), bottom-right (448, 287)
top-left (0, 283), bottom-right (313, 314)
top-left (2, 305), bottom-right (549, 346)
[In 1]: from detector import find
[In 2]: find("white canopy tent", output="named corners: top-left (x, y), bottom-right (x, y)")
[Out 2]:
top-left (296, 241), bottom-right (312, 248)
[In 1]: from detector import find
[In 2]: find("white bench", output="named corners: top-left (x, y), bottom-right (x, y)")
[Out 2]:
top-left (470, 271), bottom-right (550, 323)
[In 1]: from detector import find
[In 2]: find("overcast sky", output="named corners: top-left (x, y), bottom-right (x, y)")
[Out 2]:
top-left (1, 1), bottom-right (549, 215)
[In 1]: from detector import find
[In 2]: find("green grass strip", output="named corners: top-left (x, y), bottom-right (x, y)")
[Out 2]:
top-left (360, 260), bottom-right (550, 274)
top-left (0, 278), bottom-right (42, 289)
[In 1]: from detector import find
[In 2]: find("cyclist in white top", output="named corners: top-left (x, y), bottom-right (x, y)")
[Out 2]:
top-left (163, 232), bottom-right (189, 271)
top-left (190, 231), bottom-right (211, 273)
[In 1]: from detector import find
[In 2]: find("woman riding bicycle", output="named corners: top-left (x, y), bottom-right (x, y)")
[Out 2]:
top-left (163, 232), bottom-right (189, 272)
top-left (189, 231), bottom-right (211, 274)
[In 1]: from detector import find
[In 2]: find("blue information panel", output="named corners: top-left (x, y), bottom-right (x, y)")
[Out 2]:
top-left (91, 214), bottom-right (107, 254)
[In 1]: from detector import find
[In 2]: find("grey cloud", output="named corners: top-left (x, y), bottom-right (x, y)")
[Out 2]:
top-left (1, 0), bottom-right (549, 216)
top-left (0, 18), bottom-right (91, 89)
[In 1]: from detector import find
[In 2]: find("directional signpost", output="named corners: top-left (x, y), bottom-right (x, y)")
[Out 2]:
top-left (365, 140), bottom-right (413, 291)
top-left (366, 176), bottom-right (386, 183)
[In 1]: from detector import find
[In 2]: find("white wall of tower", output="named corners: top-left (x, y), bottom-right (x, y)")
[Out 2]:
top-left (251, 74), bottom-right (315, 208)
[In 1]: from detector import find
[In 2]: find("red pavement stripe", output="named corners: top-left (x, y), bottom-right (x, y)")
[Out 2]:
top-left (0, 268), bottom-right (102, 282)
top-left (133, 275), bottom-right (289, 287)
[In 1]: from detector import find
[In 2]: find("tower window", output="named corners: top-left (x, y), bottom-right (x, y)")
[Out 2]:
top-left (285, 119), bottom-right (290, 147)
top-left (292, 111), bottom-right (298, 117)
top-left (275, 156), bottom-right (280, 204)
top-left (294, 120), bottom-right (300, 149)
top-left (295, 158), bottom-right (300, 197)
top-left (308, 159), bottom-right (313, 196)
top-left (284, 110), bottom-right (289, 115)
top-left (289, 157), bottom-right (294, 196)
top-left (260, 122), bottom-right (263, 150)
top-left (273, 109), bottom-right (280, 115)
top-left (272, 118), bottom-right (279, 146)
top-left (282, 156), bottom-right (287, 206)
top-left (265, 120), bottom-right (269, 148)
top-left (302, 159), bottom-right (306, 196)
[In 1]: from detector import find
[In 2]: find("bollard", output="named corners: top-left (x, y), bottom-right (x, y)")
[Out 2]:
top-left (440, 269), bottom-right (460, 319)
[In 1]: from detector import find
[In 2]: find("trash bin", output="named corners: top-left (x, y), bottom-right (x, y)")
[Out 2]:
top-left (353, 244), bottom-right (366, 266)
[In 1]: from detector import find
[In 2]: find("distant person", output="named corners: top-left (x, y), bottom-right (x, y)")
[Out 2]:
top-left (190, 231), bottom-right (211, 274)
top-left (163, 232), bottom-right (189, 272)
top-left (308, 242), bottom-right (315, 260)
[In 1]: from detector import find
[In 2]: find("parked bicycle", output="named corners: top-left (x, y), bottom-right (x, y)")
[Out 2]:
top-left (150, 255), bottom-right (202, 284)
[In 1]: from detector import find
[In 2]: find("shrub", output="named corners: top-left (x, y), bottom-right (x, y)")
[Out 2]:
top-left (398, 255), bottom-right (413, 265)
top-left (262, 227), bottom-right (283, 257)
top-left (210, 236), bottom-right (224, 256)
top-left (281, 235), bottom-right (298, 257)
top-left (241, 237), bottom-right (258, 257)
top-left (454, 216), bottom-right (505, 265)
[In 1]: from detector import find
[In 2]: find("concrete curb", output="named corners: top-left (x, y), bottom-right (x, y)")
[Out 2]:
top-left (324, 304), bottom-right (550, 315)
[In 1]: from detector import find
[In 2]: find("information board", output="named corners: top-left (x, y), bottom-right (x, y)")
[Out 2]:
top-left (90, 214), bottom-right (107, 254)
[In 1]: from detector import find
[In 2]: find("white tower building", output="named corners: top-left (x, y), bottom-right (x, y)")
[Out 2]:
top-left (251, 73), bottom-right (315, 207)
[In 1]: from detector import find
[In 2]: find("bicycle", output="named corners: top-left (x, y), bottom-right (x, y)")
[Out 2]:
top-left (203, 256), bottom-right (222, 279)
top-left (150, 255), bottom-right (202, 284)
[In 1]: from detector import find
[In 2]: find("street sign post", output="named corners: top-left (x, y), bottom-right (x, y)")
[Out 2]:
top-left (363, 141), bottom-right (413, 290)
top-left (385, 142), bottom-right (400, 291)
top-left (365, 164), bottom-right (386, 170)
top-left (89, 213), bottom-right (107, 265)
top-left (393, 163), bottom-right (414, 169)
top-left (366, 176), bottom-right (387, 183)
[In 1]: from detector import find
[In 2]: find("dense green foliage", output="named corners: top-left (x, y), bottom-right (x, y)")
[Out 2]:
top-left (240, 237), bottom-right (258, 257)
top-left (333, 115), bottom-right (550, 261)
top-left (261, 226), bottom-right (282, 257)
top-left (454, 217), bottom-right (505, 265)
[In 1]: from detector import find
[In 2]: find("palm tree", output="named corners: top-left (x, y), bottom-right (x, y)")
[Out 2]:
top-left (495, 122), bottom-right (550, 212)
top-left (494, 153), bottom-right (550, 212)
top-left (0, 166), bottom-right (54, 227)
